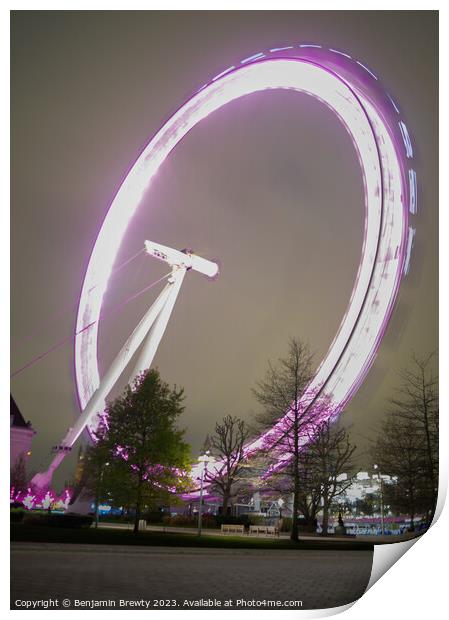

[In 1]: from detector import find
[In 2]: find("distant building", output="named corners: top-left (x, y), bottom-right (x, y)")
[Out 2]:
top-left (10, 395), bottom-right (36, 469)
top-left (337, 470), bottom-right (395, 504)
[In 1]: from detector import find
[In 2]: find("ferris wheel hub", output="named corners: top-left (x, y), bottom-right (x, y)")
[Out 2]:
top-left (145, 241), bottom-right (220, 279)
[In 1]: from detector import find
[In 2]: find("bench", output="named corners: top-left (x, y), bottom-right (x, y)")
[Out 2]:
top-left (249, 525), bottom-right (279, 537)
top-left (221, 524), bottom-right (245, 535)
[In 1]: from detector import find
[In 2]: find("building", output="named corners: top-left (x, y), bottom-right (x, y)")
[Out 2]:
top-left (10, 395), bottom-right (35, 469)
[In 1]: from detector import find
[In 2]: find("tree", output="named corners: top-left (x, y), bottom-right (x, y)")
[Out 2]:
top-left (204, 415), bottom-right (250, 515)
top-left (11, 455), bottom-right (28, 494)
top-left (90, 369), bottom-right (192, 533)
top-left (259, 446), bottom-right (322, 533)
top-left (389, 352), bottom-right (439, 523)
top-left (371, 414), bottom-right (429, 530)
top-left (82, 440), bottom-right (112, 527)
top-left (259, 416), bottom-right (355, 535)
top-left (382, 476), bottom-right (429, 529)
top-left (294, 448), bottom-right (322, 532)
top-left (353, 493), bottom-right (377, 517)
top-left (305, 419), bottom-right (356, 535)
top-left (253, 338), bottom-right (315, 541)
top-left (371, 353), bottom-right (438, 529)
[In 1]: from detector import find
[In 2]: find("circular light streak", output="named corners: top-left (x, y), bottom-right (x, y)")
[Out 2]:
top-left (74, 46), bottom-right (415, 472)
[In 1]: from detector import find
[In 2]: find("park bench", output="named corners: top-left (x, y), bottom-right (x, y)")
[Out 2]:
top-left (221, 524), bottom-right (245, 535)
top-left (249, 525), bottom-right (279, 537)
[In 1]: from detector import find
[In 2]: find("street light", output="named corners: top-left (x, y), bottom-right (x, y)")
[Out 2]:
top-left (373, 464), bottom-right (385, 536)
top-left (197, 451), bottom-right (214, 537)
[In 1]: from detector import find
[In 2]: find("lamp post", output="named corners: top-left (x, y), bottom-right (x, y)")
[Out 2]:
top-left (373, 464), bottom-right (385, 535)
top-left (197, 451), bottom-right (213, 537)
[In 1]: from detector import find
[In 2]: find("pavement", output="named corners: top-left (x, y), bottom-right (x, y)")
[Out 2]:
top-left (11, 542), bottom-right (373, 610)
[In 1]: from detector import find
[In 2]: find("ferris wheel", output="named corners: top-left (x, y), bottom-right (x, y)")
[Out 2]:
top-left (31, 43), bottom-right (416, 490)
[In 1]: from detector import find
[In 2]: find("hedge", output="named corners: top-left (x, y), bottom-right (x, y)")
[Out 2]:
top-left (22, 512), bottom-right (93, 528)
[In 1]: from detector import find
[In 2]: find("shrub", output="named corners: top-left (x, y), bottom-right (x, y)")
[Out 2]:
top-left (161, 514), bottom-right (218, 528)
top-left (10, 508), bottom-right (27, 523)
top-left (143, 510), bottom-right (169, 524)
top-left (98, 513), bottom-right (133, 523)
top-left (248, 514), bottom-right (270, 526)
top-left (22, 512), bottom-right (93, 528)
top-left (162, 514), bottom-right (194, 527)
top-left (280, 517), bottom-right (317, 533)
top-left (214, 514), bottom-right (251, 529)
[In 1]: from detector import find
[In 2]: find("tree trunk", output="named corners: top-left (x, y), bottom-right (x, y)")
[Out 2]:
top-left (290, 400), bottom-right (301, 543)
top-left (291, 470), bottom-right (300, 542)
top-left (222, 492), bottom-right (229, 517)
top-left (133, 476), bottom-right (143, 534)
top-left (321, 500), bottom-right (329, 536)
top-left (409, 487), bottom-right (416, 532)
top-left (94, 490), bottom-right (100, 529)
top-left (421, 373), bottom-right (437, 526)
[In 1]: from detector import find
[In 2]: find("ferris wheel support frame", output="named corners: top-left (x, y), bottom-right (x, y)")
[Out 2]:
top-left (31, 244), bottom-right (218, 490)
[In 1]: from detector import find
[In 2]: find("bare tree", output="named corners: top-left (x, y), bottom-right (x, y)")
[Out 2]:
top-left (372, 415), bottom-right (428, 530)
top-left (258, 456), bottom-right (322, 534)
top-left (389, 352), bottom-right (438, 523)
top-left (253, 338), bottom-right (316, 541)
top-left (295, 449), bottom-right (322, 532)
top-left (305, 419), bottom-right (356, 535)
top-left (260, 418), bottom-right (355, 535)
top-left (204, 415), bottom-right (250, 515)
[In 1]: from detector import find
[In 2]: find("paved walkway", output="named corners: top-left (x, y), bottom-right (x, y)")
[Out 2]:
top-left (11, 543), bottom-right (373, 610)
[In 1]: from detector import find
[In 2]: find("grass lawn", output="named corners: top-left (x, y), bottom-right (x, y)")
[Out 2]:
top-left (10, 523), bottom-right (373, 551)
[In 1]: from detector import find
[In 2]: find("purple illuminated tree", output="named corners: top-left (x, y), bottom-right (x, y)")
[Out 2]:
top-left (91, 368), bottom-right (192, 533)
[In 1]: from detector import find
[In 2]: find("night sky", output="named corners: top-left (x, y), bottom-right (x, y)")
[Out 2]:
top-left (11, 11), bottom-right (438, 489)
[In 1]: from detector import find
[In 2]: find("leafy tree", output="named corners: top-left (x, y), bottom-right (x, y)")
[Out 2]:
top-left (90, 369), bottom-right (192, 533)
top-left (82, 440), bottom-right (112, 527)
top-left (204, 415), bottom-right (250, 515)
top-left (253, 338), bottom-right (315, 541)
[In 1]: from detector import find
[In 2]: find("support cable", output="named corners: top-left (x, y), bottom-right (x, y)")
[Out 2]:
top-left (11, 271), bottom-right (171, 379)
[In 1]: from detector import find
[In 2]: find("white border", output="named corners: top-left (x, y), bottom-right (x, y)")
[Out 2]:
top-left (6, 3), bottom-right (445, 619)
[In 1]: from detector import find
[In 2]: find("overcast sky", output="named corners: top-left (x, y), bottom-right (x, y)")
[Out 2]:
top-left (11, 11), bottom-right (438, 489)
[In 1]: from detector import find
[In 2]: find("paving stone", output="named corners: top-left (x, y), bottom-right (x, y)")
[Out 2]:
top-left (11, 543), bottom-right (373, 610)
